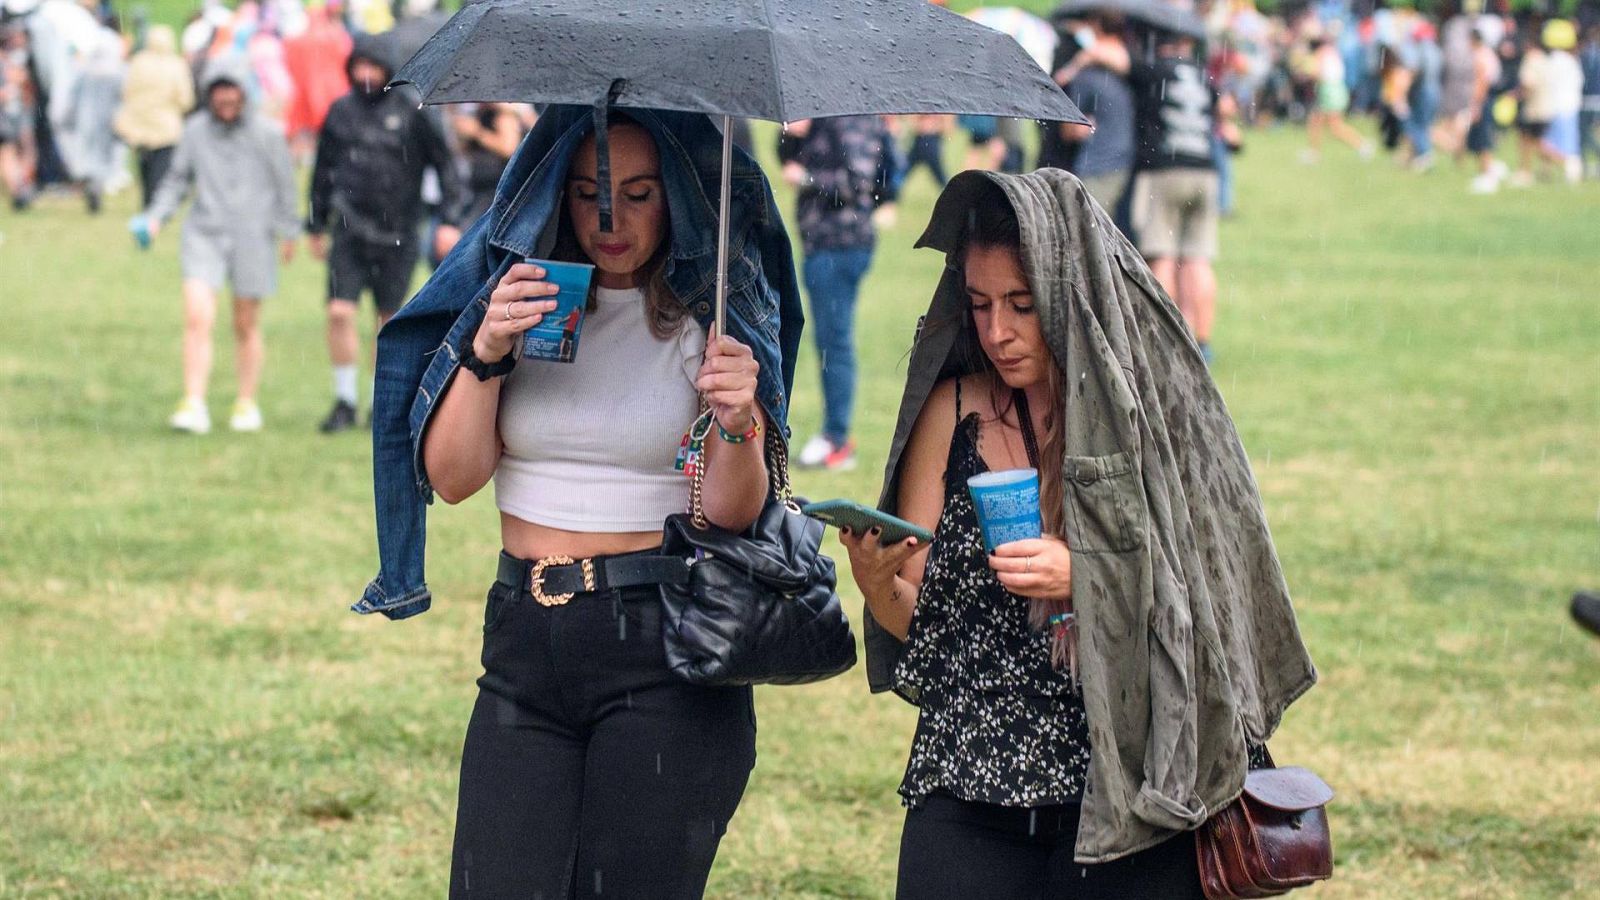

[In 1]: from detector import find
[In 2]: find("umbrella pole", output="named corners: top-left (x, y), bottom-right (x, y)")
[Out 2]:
top-left (714, 115), bottom-right (732, 338)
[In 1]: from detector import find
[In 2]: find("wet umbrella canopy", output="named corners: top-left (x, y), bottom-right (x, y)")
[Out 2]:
top-left (395, 0), bottom-right (1085, 121)
top-left (392, 0), bottom-right (1088, 329)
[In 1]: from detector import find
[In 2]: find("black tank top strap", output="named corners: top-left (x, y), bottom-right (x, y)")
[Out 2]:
top-left (940, 377), bottom-right (977, 488)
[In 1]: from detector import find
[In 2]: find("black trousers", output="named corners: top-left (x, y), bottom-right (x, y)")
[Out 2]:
top-left (136, 145), bottom-right (175, 209)
top-left (905, 133), bottom-right (948, 187)
top-left (450, 574), bottom-right (756, 899)
top-left (896, 792), bottom-right (1206, 900)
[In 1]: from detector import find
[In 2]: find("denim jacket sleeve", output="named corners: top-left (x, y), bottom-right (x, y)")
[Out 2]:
top-left (353, 209), bottom-right (515, 620)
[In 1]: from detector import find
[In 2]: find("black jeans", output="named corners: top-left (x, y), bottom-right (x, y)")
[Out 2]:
top-left (136, 145), bottom-right (175, 209)
top-left (450, 569), bottom-right (757, 899)
top-left (896, 792), bottom-right (1206, 900)
top-left (905, 133), bottom-right (948, 187)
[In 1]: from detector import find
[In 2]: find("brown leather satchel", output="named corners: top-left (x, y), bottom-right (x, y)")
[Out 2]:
top-left (1196, 764), bottom-right (1335, 899)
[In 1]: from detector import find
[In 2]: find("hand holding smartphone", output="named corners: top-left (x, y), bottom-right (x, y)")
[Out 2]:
top-left (801, 500), bottom-right (934, 545)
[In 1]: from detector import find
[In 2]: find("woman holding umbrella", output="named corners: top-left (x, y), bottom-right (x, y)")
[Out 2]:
top-left (365, 105), bottom-right (802, 897)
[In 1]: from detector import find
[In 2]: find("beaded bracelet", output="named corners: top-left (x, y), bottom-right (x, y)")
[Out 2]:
top-left (716, 416), bottom-right (763, 444)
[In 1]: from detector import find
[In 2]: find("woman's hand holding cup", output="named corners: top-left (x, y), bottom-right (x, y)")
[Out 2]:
top-left (477, 263), bottom-right (561, 362)
top-left (989, 537), bottom-right (1072, 601)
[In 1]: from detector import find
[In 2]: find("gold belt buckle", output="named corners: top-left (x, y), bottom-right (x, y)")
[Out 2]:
top-left (528, 556), bottom-right (597, 607)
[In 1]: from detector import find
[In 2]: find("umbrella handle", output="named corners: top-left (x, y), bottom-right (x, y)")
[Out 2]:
top-left (714, 115), bottom-right (732, 338)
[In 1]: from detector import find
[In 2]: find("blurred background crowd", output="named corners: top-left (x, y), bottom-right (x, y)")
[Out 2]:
top-left (1, 0), bottom-right (1594, 221)
top-left (0, 0), bottom-right (537, 224)
top-left (0, 0), bottom-right (1594, 443)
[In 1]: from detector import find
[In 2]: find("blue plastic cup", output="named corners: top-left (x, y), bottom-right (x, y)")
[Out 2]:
top-left (967, 468), bottom-right (1042, 553)
top-left (520, 258), bottom-right (595, 363)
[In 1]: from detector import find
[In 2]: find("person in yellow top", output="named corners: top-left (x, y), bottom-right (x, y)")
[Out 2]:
top-left (114, 25), bottom-right (195, 208)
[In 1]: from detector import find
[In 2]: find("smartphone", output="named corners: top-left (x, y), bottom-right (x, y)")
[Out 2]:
top-left (520, 258), bottom-right (595, 363)
top-left (801, 500), bottom-right (934, 545)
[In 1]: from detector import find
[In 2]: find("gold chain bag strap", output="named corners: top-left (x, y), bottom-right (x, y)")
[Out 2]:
top-left (686, 403), bottom-right (794, 527)
top-left (657, 404), bottom-right (856, 686)
top-left (1196, 751), bottom-right (1335, 899)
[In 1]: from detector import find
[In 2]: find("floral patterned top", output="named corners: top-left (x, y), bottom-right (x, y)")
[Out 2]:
top-left (893, 393), bottom-right (1093, 809)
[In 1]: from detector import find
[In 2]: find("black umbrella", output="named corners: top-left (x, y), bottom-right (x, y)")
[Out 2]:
top-left (393, 0), bottom-right (1087, 332)
top-left (1051, 0), bottom-right (1206, 41)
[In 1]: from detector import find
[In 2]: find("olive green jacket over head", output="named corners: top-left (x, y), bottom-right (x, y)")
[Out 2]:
top-left (867, 169), bottom-right (1317, 864)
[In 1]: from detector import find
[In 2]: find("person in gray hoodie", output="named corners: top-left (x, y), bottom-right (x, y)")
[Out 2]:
top-left (135, 56), bottom-right (300, 434)
top-left (842, 169), bottom-right (1317, 894)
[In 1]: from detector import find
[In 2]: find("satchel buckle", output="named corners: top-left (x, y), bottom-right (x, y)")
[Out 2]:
top-left (529, 556), bottom-right (578, 606)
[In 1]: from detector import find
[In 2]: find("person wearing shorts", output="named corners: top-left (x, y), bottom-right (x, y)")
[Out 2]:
top-left (1128, 35), bottom-right (1224, 362)
top-left (306, 37), bottom-right (462, 433)
top-left (326, 228), bottom-right (417, 318)
top-left (138, 58), bottom-right (300, 434)
top-left (1132, 169), bottom-right (1219, 262)
top-left (1304, 36), bottom-right (1372, 162)
top-left (1466, 27), bottom-right (1505, 193)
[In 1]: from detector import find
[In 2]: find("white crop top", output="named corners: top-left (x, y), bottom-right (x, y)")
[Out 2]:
top-left (494, 286), bottom-right (705, 531)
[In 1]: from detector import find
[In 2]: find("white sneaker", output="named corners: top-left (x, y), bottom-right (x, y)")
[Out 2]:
top-left (169, 398), bottom-right (211, 434)
top-left (796, 434), bottom-right (834, 468)
top-left (1468, 173), bottom-right (1501, 194)
top-left (1507, 171), bottom-right (1535, 189)
top-left (1562, 158), bottom-right (1582, 185)
top-left (1357, 141), bottom-right (1377, 161)
top-left (1489, 159), bottom-right (1510, 179)
top-left (229, 399), bottom-right (263, 432)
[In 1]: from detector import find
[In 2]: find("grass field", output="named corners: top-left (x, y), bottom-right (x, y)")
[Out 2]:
top-left (2, 121), bottom-right (1598, 898)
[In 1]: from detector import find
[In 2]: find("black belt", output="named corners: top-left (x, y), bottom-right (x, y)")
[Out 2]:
top-left (496, 550), bottom-right (691, 607)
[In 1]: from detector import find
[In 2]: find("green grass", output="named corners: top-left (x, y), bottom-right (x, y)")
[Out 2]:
top-left (3, 123), bottom-right (1599, 898)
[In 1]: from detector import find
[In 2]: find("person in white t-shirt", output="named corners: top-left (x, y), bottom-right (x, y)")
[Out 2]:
top-left (421, 114), bottom-right (774, 898)
top-left (1538, 19), bottom-right (1585, 182)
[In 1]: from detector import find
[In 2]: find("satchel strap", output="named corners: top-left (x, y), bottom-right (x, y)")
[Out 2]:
top-left (688, 399), bottom-right (793, 530)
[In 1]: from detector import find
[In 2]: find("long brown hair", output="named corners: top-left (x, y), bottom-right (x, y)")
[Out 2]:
top-left (956, 190), bottom-right (1076, 677)
top-left (550, 117), bottom-right (689, 340)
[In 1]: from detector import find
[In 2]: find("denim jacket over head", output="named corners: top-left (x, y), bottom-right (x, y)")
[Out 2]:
top-left (355, 105), bottom-right (803, 621)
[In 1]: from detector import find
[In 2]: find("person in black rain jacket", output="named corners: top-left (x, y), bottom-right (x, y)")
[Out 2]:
top-left (307, 34), bottom-right (464, 433)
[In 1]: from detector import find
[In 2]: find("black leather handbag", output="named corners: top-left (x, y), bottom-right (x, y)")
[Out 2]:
top-left (658, 422), bottom-right (857, 686)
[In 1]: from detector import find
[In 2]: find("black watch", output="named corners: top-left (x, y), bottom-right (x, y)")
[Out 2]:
top-left (458, 334), bottom-right (517, 382)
